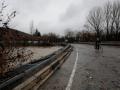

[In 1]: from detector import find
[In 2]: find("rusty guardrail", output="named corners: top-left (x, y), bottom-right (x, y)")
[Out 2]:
top-left (0, 44), bottom-right (73, 90)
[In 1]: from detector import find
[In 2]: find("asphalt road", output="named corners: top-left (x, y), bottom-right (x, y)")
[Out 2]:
top-left (38, 44), bottom-right (120, 90)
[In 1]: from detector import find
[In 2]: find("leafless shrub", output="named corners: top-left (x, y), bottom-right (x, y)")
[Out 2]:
top-left (0, 46), bottom-right (33, 76)
top-left (0, 1), bottom-right (33, 76)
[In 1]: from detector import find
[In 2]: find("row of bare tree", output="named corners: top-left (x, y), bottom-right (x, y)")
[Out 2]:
top-left (63, 1), bottom-right (120, 43)
top-left (86, 0), bottom-right (120, 41)
top-left (64, 30), bottom-right (95, 43)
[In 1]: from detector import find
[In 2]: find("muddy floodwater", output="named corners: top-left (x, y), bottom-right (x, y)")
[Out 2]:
top-left (26, 46), bottom-right (62, 63)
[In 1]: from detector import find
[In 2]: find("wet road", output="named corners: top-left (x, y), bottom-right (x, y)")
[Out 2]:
top-left (38, 44), bottom-right (120, 90)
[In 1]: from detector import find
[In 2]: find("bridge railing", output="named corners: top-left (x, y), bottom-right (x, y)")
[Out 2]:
top-left (0, 44), bottom-right (73, 90)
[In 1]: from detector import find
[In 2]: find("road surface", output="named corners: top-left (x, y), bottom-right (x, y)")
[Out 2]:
top-left (38, 44), bottom-right (120, 90)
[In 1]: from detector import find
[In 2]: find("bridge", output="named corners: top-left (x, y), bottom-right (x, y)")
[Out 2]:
top-left (39, 44), bottom-right (120, 90)
top-left (0, 44), bottom-right (120, 90)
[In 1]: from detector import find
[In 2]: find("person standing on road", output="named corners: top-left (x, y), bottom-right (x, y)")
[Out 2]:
top-left (95, 37), bottom-right (100, 50)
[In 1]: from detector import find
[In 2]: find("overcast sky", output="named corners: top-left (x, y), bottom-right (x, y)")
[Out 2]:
top-left (6, 0), bottom-right (112, 35)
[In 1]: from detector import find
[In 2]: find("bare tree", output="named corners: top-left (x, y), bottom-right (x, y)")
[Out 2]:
top-left (30, 20), bottom-right (34, 35)
top-left (87, 7), bottom-right (103, 39)
top-left (64, 29), bottom-right (75, 43)
top-left (64, 29), bottom-right (75, 38)
top-left (48, 32), bottom-right (61, 43)
top-left (0, 1), bottom-right (16, 28)
top-left (112, 1), bottom-right (120, 40)
top-left (103, 1), bottom-right (112, 40)
top-left (0, 1), bottom-right (33, 76)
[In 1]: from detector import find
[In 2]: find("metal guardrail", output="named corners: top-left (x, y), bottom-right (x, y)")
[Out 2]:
top-left (0, 45), bottom-right (73, 90)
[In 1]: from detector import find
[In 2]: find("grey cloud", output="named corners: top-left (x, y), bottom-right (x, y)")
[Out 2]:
top-left (5, 0), bottom-right (113, 35)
